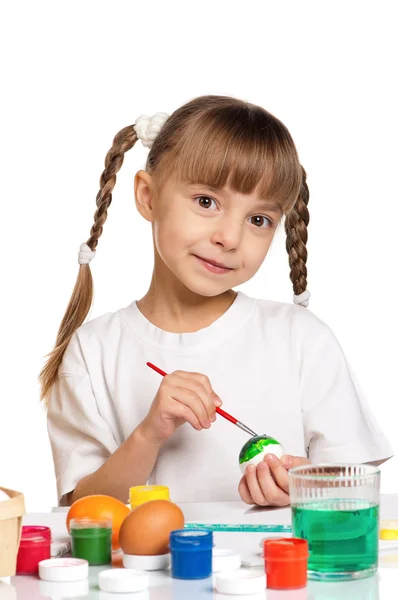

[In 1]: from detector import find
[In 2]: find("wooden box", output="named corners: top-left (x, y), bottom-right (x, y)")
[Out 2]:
top-left (0, 487), bottom-right (25, 577)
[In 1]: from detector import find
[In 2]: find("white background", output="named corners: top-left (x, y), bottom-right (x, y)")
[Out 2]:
top-left (1, 1), bottom-right (397, 512)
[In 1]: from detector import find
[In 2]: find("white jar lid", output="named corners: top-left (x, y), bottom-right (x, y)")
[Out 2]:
top-left (123, 553), bottom-right (170, 571)
top-left (213, 549), bottom-right (241, 572)
top-left (38, 558), bottom-right (88, 582)
top-left (216, 570), bottom-right (266, 595)
top-left (98, 568), bottom-right (149, 593)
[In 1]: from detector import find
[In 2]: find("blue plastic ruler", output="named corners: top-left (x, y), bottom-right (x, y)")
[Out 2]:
top-left (185, 523), bottom-right (292, 533)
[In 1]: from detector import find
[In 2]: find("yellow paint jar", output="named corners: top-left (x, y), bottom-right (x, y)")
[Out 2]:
top-left (129, 485), bottom-right (170, 510)
top-left (380, 520), bottom-right (398, 540)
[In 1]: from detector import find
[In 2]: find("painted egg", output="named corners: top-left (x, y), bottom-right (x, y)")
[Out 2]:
top-left (239, 434), bottom-right (285, 474)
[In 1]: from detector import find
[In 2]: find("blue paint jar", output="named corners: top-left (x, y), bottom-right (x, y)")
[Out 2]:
top-left (170, 529), bottom-right (213, 579)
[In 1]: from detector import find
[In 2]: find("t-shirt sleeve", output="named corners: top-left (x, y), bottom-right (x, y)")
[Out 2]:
top-left (47, 333), bottom-right (119, 505)
top-left (300, 322), bottom-right (394, 465)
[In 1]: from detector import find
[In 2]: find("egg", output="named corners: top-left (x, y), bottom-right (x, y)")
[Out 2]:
top-left (119, 499), bottom-right (185, 555)
top-left (239, 434), bottom-right (285, 474)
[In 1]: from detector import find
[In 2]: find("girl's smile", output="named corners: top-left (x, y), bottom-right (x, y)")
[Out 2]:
top-left (192, 254), bottom-right (235, 274)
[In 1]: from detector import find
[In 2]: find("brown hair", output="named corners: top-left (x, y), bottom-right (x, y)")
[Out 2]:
top-left (39, 94), bottom-right (309, 403)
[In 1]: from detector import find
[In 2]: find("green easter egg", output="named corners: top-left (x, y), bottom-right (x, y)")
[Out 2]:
top-left (239, 434), bottom-right (285, 473)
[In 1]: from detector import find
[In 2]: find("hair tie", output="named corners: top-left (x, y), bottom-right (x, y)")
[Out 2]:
top-left (134, 112), bottom-right (170, 149)
top-left (293, 289), bottom-right (311, 307)
top-left (78, 243), bottom-right (96, 265)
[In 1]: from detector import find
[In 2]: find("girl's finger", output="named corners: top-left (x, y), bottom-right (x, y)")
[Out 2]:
top-left (280, 455), bottom-right (311, 469)
top-left (174, 371), bottom-right (213, 395)
top-left (171, 373), bottom-right (218, 420)
top-left (165, 382), bottom-right (211, 429)
top-left (256, 462), bottom-right (290, 506)
top-left (245, 464), bottom-right (269, 506)
top-left (238, 475), bottom-right (255, 505)
top-left (174, 371), bottom-right (222, 406)
top-left (170, 399), bottom-right (203, 431)
top-left (263, 454), bottom-right (289, 493)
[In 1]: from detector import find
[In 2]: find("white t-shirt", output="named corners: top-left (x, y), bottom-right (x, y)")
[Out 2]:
top-left (47, 291), bottom-right (393, 505)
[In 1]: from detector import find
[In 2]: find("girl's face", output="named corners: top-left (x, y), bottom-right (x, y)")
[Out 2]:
top-left (135, 171), bottom-right (283, 297)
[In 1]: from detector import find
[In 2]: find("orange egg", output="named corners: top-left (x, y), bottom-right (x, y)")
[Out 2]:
top-left (66, 494), bottom-right (130, 550)
top-left (119, 499), bottom-right (184, 555)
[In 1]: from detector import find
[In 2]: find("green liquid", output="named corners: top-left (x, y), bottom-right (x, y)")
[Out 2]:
top-left (292, 500), bottom-right (379, 575)
top-left (71, 527), bottom-right (112, 566)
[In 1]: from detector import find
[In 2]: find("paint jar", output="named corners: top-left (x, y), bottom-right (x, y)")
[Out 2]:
top-left (129, 485), bottom-right (170, 509)
top-left (170, 529), bottom-right (213, 579)
top-left (16, 526), bottom-right (51, 575)
top-left (264, 538), bottom-right (308, 589)
top-left (70, 518), bottom-right (112, 566)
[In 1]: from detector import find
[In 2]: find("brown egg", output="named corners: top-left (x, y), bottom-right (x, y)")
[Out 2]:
top-left (119, 499), bottom-right (185, 555)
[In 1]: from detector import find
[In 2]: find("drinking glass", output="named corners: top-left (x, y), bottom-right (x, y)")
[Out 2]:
top-left (289, 464), bottom-right (380, 581)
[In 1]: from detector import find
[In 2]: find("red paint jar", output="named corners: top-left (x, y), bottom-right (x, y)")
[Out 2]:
top-left (264, 538), bottom-right (308, 590)
top-left (16, 526), bottom-right (52, 574)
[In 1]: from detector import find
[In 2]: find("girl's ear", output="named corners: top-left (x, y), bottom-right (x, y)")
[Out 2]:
top-left (134, 170), bottom-right (155, 222)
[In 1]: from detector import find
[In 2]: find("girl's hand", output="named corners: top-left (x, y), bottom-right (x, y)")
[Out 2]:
top-left (140, 370), bottom-right (222, 444)
top-left (238, 454), bottom-right (310, 507)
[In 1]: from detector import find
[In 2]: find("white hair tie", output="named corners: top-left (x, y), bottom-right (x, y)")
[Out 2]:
top-left (134, 112), bottom-right (170, 149)
top-left (78, 243), bottom-right (96, 265)
top-left (293, 289), bottom-right (311, 307)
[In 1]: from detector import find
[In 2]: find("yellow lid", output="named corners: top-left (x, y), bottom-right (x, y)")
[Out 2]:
top-left (380, 520), bottom-right (398, 540)
top-left (129, 485), bottom-right (170, 508)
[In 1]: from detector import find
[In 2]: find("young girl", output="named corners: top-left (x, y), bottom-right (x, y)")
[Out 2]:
top-left (40, 95), bottom-right (393, 507)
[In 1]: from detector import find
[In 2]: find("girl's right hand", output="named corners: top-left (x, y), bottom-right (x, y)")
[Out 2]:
top-left (140, 370), bottom-right (223, 444)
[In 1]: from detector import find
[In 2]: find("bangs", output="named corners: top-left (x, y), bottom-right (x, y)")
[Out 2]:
top-left (151, 102), bottom-right (302, 214)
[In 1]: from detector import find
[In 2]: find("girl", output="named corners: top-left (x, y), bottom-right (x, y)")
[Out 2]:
top-left (40, 95), bottom-right (392, 507)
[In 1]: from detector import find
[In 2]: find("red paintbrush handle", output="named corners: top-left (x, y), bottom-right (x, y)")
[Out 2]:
top-left (147, 362), bottom-right (167, 377)
top-left (215, 406), bottom-right (238, 424)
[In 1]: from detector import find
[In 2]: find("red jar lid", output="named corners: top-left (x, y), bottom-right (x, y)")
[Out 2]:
top-left (19, 526), bottom-right (51, 546)
top-left (264, 538), bottom-right (308, 560)
top-left (264, 538), bottom-right (308, 590)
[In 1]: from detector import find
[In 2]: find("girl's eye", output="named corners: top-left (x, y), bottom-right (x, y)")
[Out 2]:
top-left (195, 196), bottom-right (217, 210)
top-left (194, 197), bottom-right (272, 228)
top-left (249, 215), bottom-right (272, 228)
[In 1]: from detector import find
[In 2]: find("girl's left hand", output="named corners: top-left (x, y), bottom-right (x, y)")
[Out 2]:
top-left (238, 454), bottom-right (310, 507)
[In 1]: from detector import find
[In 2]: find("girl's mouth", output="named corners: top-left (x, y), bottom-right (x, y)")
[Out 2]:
top-left (193, 255), bottom-right (234, 274)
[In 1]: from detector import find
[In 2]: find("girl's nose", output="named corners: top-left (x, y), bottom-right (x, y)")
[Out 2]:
top-left (210, 219), bottom-right (243, 250)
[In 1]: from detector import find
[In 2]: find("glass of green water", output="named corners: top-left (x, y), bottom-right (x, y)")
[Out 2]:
top-left (289, 464), bottom-right (380, 582)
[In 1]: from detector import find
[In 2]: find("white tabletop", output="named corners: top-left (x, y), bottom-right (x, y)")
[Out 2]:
top-left (2, 495), bottom-right (398, 599)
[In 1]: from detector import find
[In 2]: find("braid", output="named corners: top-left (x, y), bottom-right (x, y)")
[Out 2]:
top-left (284, 166), bottom-right (310, 297)
top-left (39, 125), bottom-right (139, 404)
top-left (87, 126), bottom-right (138, 250)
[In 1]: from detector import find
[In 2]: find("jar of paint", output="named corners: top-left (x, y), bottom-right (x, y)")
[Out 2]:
top-left (129, 485), bottom-right (170, 509)
top-left (170, 529), bottom-right (213, 579)
top-left (70, 518), bottom-right (112, 566)
top-left (264, 538), bottom-right (308, 589)
top-left (16, 526), bottom-right (51, 575)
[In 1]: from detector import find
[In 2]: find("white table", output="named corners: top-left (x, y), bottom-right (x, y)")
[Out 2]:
top-left (2, 495), bottom-right (398, 599)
